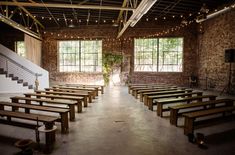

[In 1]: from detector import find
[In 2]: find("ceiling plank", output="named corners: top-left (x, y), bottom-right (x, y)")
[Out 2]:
top-left (0, 1), bottom-right (135, 11)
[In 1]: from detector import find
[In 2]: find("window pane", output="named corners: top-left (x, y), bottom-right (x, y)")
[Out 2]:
top-left (134, 37), bottom-right (183, 72)
top-left (15, 41), bottom-right (26, 57)
top-left (58, 40), bottom-right (102, 72)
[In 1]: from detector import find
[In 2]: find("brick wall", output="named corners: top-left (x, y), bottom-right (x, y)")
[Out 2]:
top-left (42, 21), bottom-right (198, 86)
top-left (197, 10), bottom-right (235, 93)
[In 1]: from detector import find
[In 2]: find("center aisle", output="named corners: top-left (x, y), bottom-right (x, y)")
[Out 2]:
top-left (52, 86), bottom-right (232, 155)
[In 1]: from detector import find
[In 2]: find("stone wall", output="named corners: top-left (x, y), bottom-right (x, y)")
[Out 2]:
top-left (42, 21), bottom-right (197, 86)
top-left (197, 10), bottom-right (235, 93)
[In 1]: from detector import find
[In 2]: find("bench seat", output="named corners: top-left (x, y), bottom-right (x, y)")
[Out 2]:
top-left (156, 95), bottom-right (217, 117)
top-left (182, 106), bottom-right (235, 135)
top-left (147, 91), bottom-right (203, 110)
top-left (11, 96), bottom-right (79, 120)
top-left (168, 99), bottom-right (234, 126)
top-left (0, 101), bottom-right (70, 133)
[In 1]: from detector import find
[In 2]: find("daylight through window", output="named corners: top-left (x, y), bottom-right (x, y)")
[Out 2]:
top-left (59, 40), bottom-right (102, 72)
top-left (134, 38), bottom-right (183, 72)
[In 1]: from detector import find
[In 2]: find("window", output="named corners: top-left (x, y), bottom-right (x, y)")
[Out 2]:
top-left (15, 41), bottom-right (26, 57)
top-left (59, 40), bottom-right (102, 72)
top-left (134, 38), bottom-right (183, 72)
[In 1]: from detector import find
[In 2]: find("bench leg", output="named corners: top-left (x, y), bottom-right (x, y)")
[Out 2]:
top-left (170, 109), bottom-right (178, 126)
top-left (144, 95), bottom-right (148, 106)
top-left (69, 105), bottom-right (75, 121)
top-left (140, 93), bottom-right (143, 102)
top-left (83, 98), bottom-right (88, 107)
top-left (148, 98), bottom-right (154, 111)
top-left (101, 86), bottom-right (104, 94)
top-left (77, 102), bottom-right (82, 113)
top-left (157, 103), bottom-right (163, 117)
top-left (88, 95), bottom-right (92, 103)
top-left (60, 112), bottom-right (69, 134)
top-left (184, 117), bottom-right (194, 135)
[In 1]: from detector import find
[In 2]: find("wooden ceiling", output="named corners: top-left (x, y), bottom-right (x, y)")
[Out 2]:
top-left (0, 0), bottom-right (234, 28)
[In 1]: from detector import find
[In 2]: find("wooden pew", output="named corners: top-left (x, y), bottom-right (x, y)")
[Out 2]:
top-left (183, 106), bottom-right (235, 135)
top-left (35, 90), bottom-right (92, 103)
top-left (132, 86), bottom-right (177, 98)
top-left (0, 110), bottom-right (57, 148)
top-left (156, 95), bottom-right (217, 117)
top-left (128, 83), bottom-right (168, 94)
top-left (25, 93), bottom-right (87, 108)
top-left (10, 96), bottom-right (78, 120)
top-left (147, 91), bottom-right (203, 111)
top-left (53, 85), bottom-right (98, 97)
top-left (139, 88), bottom-right (179, 102)
top-left (143, 89), bottom-right (193, 105)
top-left (0, 101), bottom-right (70, 133)
top-left (65, 84), bottom-right (104, 94)
top-left (48, 87), bottom-right (96, 99)
top-left (168, 99), bottom-right (234, 126)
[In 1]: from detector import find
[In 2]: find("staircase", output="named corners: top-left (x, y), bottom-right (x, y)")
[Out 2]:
top-left (0, 68), bottom-right (33, 91)
top-left (0, 44), bottom-right (49, 93)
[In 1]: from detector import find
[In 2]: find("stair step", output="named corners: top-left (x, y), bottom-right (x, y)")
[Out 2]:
top-left (17, 79), bottom-right (23, 83)
top-left (12, 77), bottom-right (19, 80)
top-left (28, 85), bottom-right (33, 89)
top-left (8, 74), bottom-right (14, 78)
top-left (23, 82), bottom-right (28, 86)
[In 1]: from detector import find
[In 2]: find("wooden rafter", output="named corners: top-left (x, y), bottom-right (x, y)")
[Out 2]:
top-left (12, 0), bottom-right (44, 29)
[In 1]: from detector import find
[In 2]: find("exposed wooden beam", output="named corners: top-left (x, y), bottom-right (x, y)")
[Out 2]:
top-left (0, 13), bottom-right (42, 40)
top-left (12, 0), bottom-right (44, 29)
top-left (0, 1), bottom-right (135, 11)
top-left (116, 0), bottom-right (128, 23)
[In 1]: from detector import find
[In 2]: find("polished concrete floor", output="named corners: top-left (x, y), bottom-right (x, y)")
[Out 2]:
top-left (0, 86), bottom-right (235, 155)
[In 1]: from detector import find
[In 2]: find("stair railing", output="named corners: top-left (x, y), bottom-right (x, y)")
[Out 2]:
top-left (0, 53), bottom-right (42, 89)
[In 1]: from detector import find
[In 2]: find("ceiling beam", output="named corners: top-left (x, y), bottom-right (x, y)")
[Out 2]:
top-left (116, 0), bottom-right (128, 23)
top-left (0, 13), bottom-right (42, 40)
top-left (12, 0), bottom-right (44, 29)
top-left (117, 0), bottom-right (158, 38)
top-left (0, 1), bottom-right (135, 11)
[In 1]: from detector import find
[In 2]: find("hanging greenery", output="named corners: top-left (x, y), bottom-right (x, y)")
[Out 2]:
top-left (102, 52), bottom-right (123, 86)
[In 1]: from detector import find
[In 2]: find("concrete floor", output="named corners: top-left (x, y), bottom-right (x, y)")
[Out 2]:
top-left (0, 86), bottom-right (235, 155)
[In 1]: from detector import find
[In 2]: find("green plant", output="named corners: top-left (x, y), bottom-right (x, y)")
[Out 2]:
top-left (102, 52), bottom-right (123, 86)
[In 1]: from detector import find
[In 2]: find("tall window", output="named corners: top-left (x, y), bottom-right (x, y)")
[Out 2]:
top-left (59, 40), bottom-right (102, 72)
top-left (134, 38), bottom-right (183, 72)
top-left (15, 41), bottom-right (26, 57)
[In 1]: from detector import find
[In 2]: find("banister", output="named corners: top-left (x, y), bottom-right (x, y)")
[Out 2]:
top-left (0, 53), bottom-right (42, 77)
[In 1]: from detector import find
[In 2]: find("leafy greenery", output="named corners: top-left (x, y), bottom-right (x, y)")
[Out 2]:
top-left (102, 53), bottom-right (123, 86)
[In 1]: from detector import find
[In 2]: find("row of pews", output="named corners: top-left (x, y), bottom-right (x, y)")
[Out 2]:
top-left (0, 84), bottom-right (104, 153)
top-left (128, 83), bottom-right (235, 136)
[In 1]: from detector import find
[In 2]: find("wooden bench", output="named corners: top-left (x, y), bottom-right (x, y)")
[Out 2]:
top-left (65, 84), bottom-right (104, 94)
top-left (0, 101), bottom-right (70, 133)
top-left (132, 86), bottom-right (177, 98)
top-left (0, 110), bottom-right (57, 147)
top-left (47, 87), bottom-right (96, 99)
top-left (10, 96), bottom-right (79, 120)
top-left (53, 85), bottom-right (98, 97)
top-left (169, 99), bottom-right (234, 126)
top-left (156, 95), bottom-right (217, 117)
top-left (147, 91), bottom-right (203, 111)
top-left (35, 90), bottom-right (92, 103)
top-left (183, 106), bottom-right (235, 135)
top-left (25, 93), bottom-right (87, 108)
top-left (139, 88), bottom-right (179, 101)
top-left (128, 83), bottom-right (170, 94)
top-left (143, 89), bottom-right (193, 105)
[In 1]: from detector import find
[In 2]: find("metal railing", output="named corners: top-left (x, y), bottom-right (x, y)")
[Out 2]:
top-left (0, 53), bottom-right (42, 88)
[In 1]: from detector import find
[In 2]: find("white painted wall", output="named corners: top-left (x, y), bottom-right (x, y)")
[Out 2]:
top-left (0, 44), bottom-right (49, 92)
top-left (0, 75), bottom-right (34, 93)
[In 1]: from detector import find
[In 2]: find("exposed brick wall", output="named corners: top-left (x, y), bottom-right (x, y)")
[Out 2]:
top-left (42, 21), bottom-right (198, 86)
top-left (197, 10), bottom-right (235, 93)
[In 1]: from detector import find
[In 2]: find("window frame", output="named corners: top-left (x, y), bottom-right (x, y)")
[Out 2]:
top-left (134, 37), bottom-right (184, 73)
top-left (57, 40), bottom-right (102, 73)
